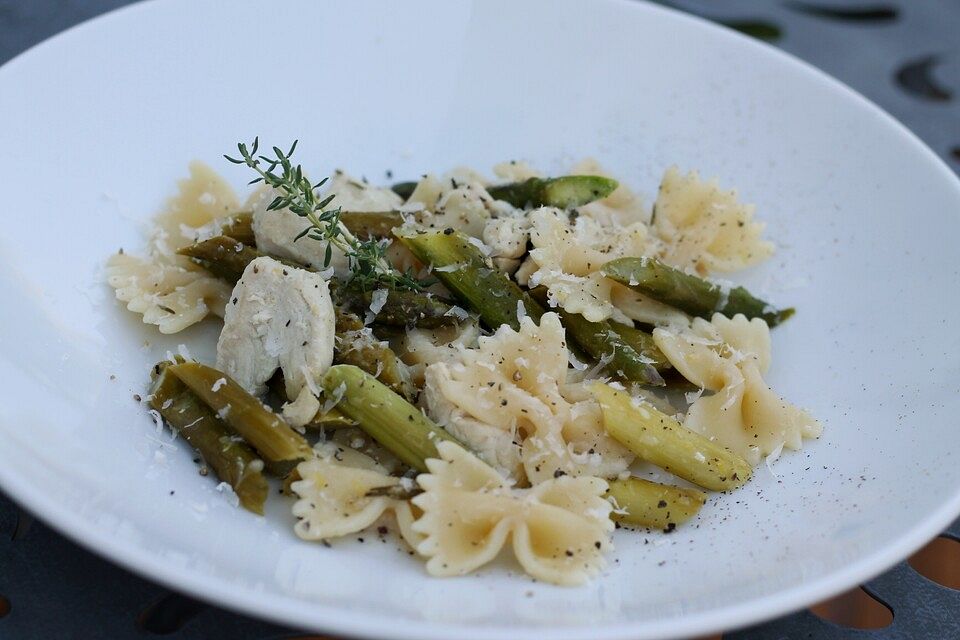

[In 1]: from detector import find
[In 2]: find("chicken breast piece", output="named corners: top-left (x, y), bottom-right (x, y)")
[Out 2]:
top-left (216, 256), bottom-right (335, 408)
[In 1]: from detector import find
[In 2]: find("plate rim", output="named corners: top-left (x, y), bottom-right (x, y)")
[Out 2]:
top-left (1, 0), bottom-right (959, 638)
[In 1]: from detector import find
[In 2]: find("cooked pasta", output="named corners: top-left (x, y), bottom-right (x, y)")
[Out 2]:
top-left (412, 441), bottom-right (613, 586)
top-left (113, 147), bottom-right (819, 587)
top-left (106, 162), bottom-right (240, 333)
top-left (422, 313), bottom-right (633, 483)
top-left (653, 313), bottom-right (822, 465)
top-left (653, 167), bottom-right (774, 274)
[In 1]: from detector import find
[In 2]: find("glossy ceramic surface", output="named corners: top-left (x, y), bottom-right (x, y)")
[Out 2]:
top-left (0, 1), bottom-right (959, 638)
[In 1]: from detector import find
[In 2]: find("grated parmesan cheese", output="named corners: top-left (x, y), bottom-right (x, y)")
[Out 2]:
top-left (365, 289), bottom-right (389, 325)
top-left (215, 482), bottom-right (240, 508)
top-left (444, 305), bottom-right (470, 320)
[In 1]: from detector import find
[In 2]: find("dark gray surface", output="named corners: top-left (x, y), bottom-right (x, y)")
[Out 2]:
top-left (0, 1), bottom-right (958, 639)
top-left (660, 0), bottom-right (960, 169)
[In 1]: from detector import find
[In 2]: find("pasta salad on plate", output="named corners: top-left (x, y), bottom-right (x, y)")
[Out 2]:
top-left (106, 139), bottom-right (821, 586)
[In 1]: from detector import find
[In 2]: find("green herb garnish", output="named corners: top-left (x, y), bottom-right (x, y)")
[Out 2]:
top-left (225, 138), bottom-right (426, 292)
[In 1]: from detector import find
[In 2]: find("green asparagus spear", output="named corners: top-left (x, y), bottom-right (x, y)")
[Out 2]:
top-left (219, 212), bottom-right (256, 245)
top-left (178, 236), bottom-right (263, 284)
top-left (529, 287), bottom-right (664, 386)
top-left (333, 308), bottom-right (416, 400)
top-left (590, 382), bottom-right (752, 491)
top-left (397, 228), bottom-right (546, 331)
top-left (307, 406), bottom-right (357, 429)
top-left (487, 176), bottom-right (619, 209)
top-left (390, 181), bottom-right (418, 200)
top-left (149, 364), bottom-right (268, 514)
top-left (334, 285), bottom-right (460, 329)
top-left (602, 257), bottom-right (794, 326)
top-left (322, 364), bottom-right (459, 472)
top-left (167, 362), bottom-right (313, 467)
top-left (609, 321), bottom-right (673, 372)
top-left (339, 211), bottom-right (404, 239)
top-left (606, 478), bottom-right (706, 531)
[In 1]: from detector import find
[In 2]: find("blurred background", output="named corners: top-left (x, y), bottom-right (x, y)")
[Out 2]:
top-left (0, 1), bottom-right (957, 639)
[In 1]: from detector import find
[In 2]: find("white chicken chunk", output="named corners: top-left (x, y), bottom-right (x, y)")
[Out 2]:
top-left (251, 172), bottom-right (402, 274)
top-left (216, 257), bottom-right (335, 425)
top-left (482, 216), bottom-right (528, 259)
top-left (482, 215), bottom-right (529, 274)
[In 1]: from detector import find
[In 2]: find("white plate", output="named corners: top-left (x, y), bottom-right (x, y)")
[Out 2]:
top-left (1, 0), bottom-right (959, 638)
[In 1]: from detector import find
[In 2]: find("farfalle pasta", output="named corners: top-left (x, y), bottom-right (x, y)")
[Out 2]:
top-left (516, 207), bottom-right (650, 323)
top-left (106, 162), bottom-right (239, 333)
top-left (106, 253), bottom-right (231, 334)
top-left (292, 443), bottom-right (418, 545)
top-left (422, 313), bottom-right (633, 483)
top-left (413, 441), bottom-right (613, 586)
top-left (118, 146), bottom-right (820, 588)
top-left (653, 313), bottom-right (822, 465)
top-left (653, 167), bottom-right (774, 274)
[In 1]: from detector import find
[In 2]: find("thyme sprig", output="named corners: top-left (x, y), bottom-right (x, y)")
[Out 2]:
top-left (225, 138), bottom-right (426, 292)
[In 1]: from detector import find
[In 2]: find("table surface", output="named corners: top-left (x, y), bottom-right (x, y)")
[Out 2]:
top-left (0, 1), bottom-right (957, 639)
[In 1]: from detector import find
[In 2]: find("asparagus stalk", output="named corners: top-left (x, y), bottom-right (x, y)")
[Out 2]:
top-left (179, 236), bottom-right (263, 284)
top-left (322, 364), bottom-right (458, 472)
top-left (333, 308), bottom-right (416, 400)
top-left (590, 382), bottom-right (752, 491)
top-left (607, 478), bottom-right (706, 531)
top-left (487, 176), bottom-right (619, 208)
top-left (306, 407), bottom-right (356, 429)
top-left (602, 257), bottom-right (794, 326)
top-left (149, 364), bottom-right (268, 514)
top-left (219, 212), bottom-right (256, 245)
top-left (339, 211), bottom-right (404, 239)
top-left (168, 362), bottom-right (313, 466)
top-left (609, 320), bottom-right (673, 372)
top-left (396, 228), bottom-right (546, 331)
top-left (334, 284), bottom-right (460, 329)
top-left (529, 287), bottom-right (664, 386)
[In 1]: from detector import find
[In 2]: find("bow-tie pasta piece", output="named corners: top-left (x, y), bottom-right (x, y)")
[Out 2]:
top-left (653, 167), bottom-right (774, 275)
top-left (423, 363), bottom-right (525, 481)
top-left (396, 322), bottom-right (480, 390)
top-left (400, 322), bottom-right (480, 370)
top-left (152, 161), bottom-right (243, 252)
top-left (653, 313), bottom-right (822, 465)
top-left (292, 443), bottom-right (418, 544)
top-left (422, 313), bottom-right (633, 483)
top-left (413, 441), bottom-right (613, 586)
top-left (106, 162), bottom-right (239, 333)
top-left (515, 207), bottom-right (650, 323)
top-left (106, 253), bottom-right (231, 334)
